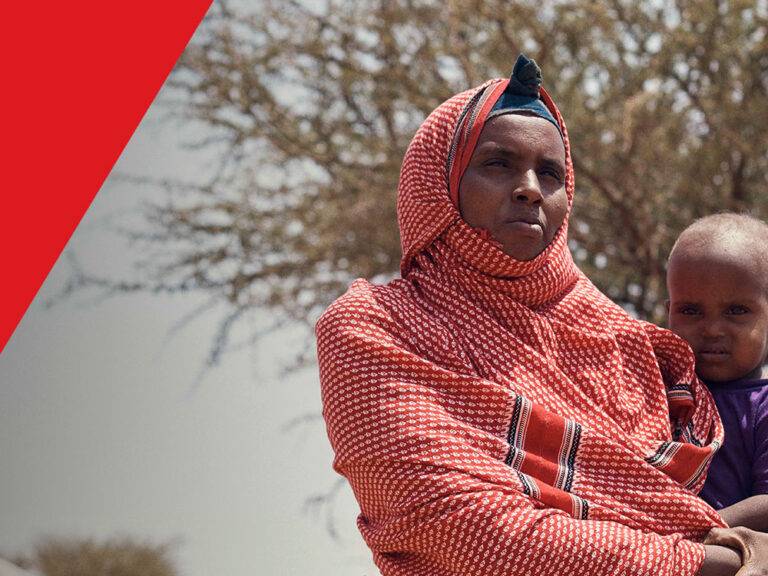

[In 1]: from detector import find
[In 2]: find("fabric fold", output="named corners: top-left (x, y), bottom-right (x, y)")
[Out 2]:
top-left (318, 71), bottom-right (724, 575)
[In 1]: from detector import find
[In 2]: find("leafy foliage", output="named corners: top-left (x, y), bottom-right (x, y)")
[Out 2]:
top-left (94, 0), bottom-right (768, 361)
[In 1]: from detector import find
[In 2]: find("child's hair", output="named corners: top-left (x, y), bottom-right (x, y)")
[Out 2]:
top-left (668, 212), bottom-right (768, 289)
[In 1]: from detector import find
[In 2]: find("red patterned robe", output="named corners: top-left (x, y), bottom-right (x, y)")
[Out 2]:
top-left (316, 78), bottom-right (725, 575)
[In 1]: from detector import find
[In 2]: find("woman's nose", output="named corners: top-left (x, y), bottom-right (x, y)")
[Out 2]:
top-left (512, 170), bottom-right (543, 204)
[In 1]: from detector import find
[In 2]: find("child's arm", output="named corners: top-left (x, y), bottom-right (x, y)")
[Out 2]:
top-left (725, 392), bottom-right (768, 531)
top-left (718, 494), bottom-right (768, 531)
top-left (719, 387), bottom-right (768, 531)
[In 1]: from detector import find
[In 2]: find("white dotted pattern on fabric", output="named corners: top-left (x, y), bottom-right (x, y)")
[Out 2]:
top-left (317, 79), bottom-right (724, 576)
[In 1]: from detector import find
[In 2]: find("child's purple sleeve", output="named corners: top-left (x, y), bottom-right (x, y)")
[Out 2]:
top-left (751, 393), bottom-right (768, 494)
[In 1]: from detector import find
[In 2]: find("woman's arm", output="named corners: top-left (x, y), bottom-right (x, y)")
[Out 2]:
top-left (718, 495), bottom-right (768, 531)
top-left (702, 526), bottom-right (768, 575)
top-left (699, 545), bottom-right (740, 576)
top-left (317, 299), bottom-right (713, 576)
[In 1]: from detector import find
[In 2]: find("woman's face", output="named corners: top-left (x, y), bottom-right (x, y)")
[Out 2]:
top-left (458, 114), bottom-right (568, 261)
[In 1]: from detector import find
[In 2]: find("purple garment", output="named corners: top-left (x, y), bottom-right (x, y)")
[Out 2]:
top-left (699, 377), bottom-right (768, 509)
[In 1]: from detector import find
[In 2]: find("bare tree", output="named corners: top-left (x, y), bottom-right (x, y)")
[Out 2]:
top-left (72, 0), bottom-right (768, 363)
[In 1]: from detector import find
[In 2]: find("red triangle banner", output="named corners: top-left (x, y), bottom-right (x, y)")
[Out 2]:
top-left (1, 1), bottom-right (214, 354)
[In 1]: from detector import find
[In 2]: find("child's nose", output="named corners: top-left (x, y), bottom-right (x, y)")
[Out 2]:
top-left (701, 318), bottom-right (725, 338)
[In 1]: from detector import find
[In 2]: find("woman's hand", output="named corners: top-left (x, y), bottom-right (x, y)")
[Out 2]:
top-left (704, 526), bottom-right (768, 575)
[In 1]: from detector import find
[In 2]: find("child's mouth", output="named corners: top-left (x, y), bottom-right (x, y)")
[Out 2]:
top-left (697, 349), bottom-right (730, 362)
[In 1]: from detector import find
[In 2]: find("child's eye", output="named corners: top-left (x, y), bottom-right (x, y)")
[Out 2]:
top-left (677, 306), bottom-right (700, 315)
top-left (727, 305), bottom-right (749, 315)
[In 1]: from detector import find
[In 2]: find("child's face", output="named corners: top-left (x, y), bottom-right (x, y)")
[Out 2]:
top-left (667, 252), bottom-right (768, 384)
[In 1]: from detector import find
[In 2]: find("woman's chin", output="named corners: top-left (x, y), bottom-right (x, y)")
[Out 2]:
top-left (495, 226), bottom-right (549, 260)
top-left (501, 248), bottom-right (543, 261)
top-left (498, 238), bottom-right (547, 261)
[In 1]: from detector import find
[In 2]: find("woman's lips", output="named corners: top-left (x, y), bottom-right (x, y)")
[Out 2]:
top-left (505, 220), bottom-right (542, 236)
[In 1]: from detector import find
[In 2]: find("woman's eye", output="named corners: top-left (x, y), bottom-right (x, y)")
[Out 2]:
top-left (539, 168), bottom-right (563, 182)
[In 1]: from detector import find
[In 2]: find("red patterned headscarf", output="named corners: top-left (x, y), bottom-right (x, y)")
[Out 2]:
top-left (317, 72), bottom-right (725, 576)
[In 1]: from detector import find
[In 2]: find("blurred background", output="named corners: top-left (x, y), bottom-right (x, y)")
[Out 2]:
top-left (2, 0), bottom-right (768, 574)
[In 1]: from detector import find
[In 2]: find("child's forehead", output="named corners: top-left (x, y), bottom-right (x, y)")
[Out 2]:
top-left (675, 224), bottom-right (761, 260)
top-left (670, 233), bottom-right (768, 290)
top-left (676, 239), bottom-right (752, 263)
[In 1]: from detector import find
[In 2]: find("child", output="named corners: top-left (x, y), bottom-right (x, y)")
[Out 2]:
top-left (667, 212), bottom-right (768, 530)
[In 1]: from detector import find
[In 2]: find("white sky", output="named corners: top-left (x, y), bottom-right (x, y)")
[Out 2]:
top-left (0, 21), bottom-right (378, 576)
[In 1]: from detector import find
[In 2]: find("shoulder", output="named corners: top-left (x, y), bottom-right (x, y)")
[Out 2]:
top-left (709, 378), bottom-right (768, 399)
top-left (749, 379), bottom-right (768, 412)
top-left (316, 277), bottom-right (435, 359)
top-left (710, 379), bottom-right (768, 422)
top-left (316, 278), bottom-right (414, 336)
top-left (316, 277), bottom-right (469, 372)
top-left (740, 380), bottom-right (768, 445)
top-left (746, 377), bottom-right (768, 390)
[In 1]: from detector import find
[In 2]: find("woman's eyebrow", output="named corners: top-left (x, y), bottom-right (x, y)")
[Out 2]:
top-left (540, 156), bottom-right (566, 171)
top-left (474, 142), bottom-right (519, 155)
top-left (473, 143), bottom-right (566, 171)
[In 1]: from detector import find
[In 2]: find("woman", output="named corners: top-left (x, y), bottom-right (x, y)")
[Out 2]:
top-left (316, 55), bottom-right (766, 575)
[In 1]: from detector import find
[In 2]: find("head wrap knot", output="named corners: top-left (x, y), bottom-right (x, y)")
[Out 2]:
top-left (507, 53), bottom-right (543, 98)
top-left (489, 53), bottom-right (562, 136)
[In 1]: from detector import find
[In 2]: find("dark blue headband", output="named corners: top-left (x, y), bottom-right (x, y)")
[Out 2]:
top-left (488, 54), bottom-right (562, 137)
